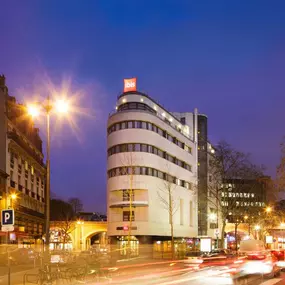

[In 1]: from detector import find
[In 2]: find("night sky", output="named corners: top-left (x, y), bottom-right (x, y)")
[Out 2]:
top-left (1, 0), bottom-right (285, 212)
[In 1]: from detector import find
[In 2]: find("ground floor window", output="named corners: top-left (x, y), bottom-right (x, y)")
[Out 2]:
top-left (118, 236), bottom-right (139, 256)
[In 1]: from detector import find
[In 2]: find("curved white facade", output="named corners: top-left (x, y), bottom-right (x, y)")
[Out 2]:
top-left (107, 91), bottom-right (198, 242)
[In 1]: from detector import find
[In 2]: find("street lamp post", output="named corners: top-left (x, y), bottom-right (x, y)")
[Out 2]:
top-left (27, 97), bottom-right (69, 251)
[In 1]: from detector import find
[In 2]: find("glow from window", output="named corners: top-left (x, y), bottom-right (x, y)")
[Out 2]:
top-left (122, 98), bottom-right (126, 103)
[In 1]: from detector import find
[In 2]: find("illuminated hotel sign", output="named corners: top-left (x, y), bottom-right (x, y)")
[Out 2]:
top-left (124, 78), bottom-right (137, 92)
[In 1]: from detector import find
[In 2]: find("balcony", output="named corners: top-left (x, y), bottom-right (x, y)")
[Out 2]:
top-left (7, 131), bottom-right (44, 166)
top-left (18, 185), bottom-right (23, 191)
top-left (109, 200), bottom-right (148, 208)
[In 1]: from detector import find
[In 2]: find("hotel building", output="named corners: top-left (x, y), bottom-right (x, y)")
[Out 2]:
top-left (107, 82), bottom-right (200, 254)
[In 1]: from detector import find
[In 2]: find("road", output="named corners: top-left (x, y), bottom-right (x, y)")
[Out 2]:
top-left (0, 260), bottom-right (285, 285)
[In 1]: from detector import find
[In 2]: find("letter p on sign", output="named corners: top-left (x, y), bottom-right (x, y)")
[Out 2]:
top-left (1, 209), bottom-right (14, 226)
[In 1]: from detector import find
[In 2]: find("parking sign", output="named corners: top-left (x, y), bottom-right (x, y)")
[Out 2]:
top-left (1, 209), bottom-right (14, 226)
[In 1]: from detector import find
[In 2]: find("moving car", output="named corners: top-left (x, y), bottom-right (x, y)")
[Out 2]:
top-left (236, 240), bottom-right (280, 278)
top-left (271, 249), bottom-right (285, 270)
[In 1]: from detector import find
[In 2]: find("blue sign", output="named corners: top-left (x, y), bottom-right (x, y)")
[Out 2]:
top-left (1, 209), bottom-right (14, 226)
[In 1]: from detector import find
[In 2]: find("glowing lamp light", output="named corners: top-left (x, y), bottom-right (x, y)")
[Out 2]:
top-left (55, 99), bottom-right (69, 113)
top-left (123, 225), bottom-right (129, 231)
top-left (27, 104), bottom-right (40, 117)
top-left (255, 225), bottom-right (261, 231)
top-left (10, 193), bottom-right (17, 200)
top-left (281, 223), bottom-right (285, 227)
top-left (209, 213), bottom-right (217, 221)
top-left (265, 207), bottom-right (272, 213)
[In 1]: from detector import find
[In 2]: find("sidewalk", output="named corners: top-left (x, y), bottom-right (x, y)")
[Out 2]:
top-left (0, 267), bottom-right (39, 285)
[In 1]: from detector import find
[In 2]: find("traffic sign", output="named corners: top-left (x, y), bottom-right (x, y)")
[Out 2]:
top-left (1, 209), bottom-right (14, 226)
top-left (1, 225), bottom-right (14, 232)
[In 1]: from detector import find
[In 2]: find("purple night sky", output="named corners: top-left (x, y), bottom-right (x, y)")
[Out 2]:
top-left (1, 0), bottom-right (285, 212)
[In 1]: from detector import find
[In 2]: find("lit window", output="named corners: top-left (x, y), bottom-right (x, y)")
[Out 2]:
top-left (177, 179), bottom-right (181, 186)
top-left (31, 166), bottom-right (34, 175)
top-left (25, 161), bottom-right (28, 170)
top-left (221, 192), bottom-right (224, 197)
top-left (236, 201), bottom-right (239, 206)
top-left (251, 193), bottom-right (254, 198)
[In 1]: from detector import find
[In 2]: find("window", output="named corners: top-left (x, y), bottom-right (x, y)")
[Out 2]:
top-left (141, 144), bottom-right (148, 152)
top-left (152, 124), bottom-right (157, 132)
top-left (121, 122), bottom-right (127, 129)
top-left (158, 149), bottom-right (163, 157)
top-left (134, 144), bottom-right (140, 151)
top-left (123, 211), bottom-right (134, 221)
top-left (140, 167), bottom-right (147, 175)
top-left (142, 122), bottom-right (147, 129)
top-left (128, 121), bottom-right (133, 128)
top-left (128, 144), bottom-right (134, 152)
top-left (181, 117), bottom-right (186, 124)
top-left (24, 161), bottom-right (28, 171)
top-left (122, 190), bottom-right (134, 201)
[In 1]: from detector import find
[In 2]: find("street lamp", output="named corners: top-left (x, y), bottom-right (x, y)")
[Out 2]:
top-left (8, 193), bottom-right (17, 210)
top-left (265, 207), bottom-right (272, 213)
top-left (27, 97), bottom-right (69, 249)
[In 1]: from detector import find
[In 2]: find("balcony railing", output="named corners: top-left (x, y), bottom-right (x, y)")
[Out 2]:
top-left (8, 131), bottom-right (44, 166)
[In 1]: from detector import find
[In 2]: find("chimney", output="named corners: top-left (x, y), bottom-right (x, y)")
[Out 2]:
top-left (0, 75), bottom-right (5, 87)
top-left (0, 75), bottom-right (8, 94)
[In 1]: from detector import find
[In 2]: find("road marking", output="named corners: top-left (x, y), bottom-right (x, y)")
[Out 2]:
top-left (259, 279), bottom-right (282, 285)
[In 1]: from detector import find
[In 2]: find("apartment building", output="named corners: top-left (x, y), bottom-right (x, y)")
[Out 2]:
top-left (0, 75), bottom-right (46, 245)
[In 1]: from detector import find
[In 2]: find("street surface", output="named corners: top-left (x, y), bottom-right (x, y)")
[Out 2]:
top-left (0, 260), bottom-right (284, 284)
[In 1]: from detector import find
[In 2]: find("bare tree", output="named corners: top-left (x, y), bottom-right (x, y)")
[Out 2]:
top-left (50, 198), bottom-right (76, 249)
top-left (68, 197), bottom-right (83, 214)
top-left (119, 152), bottom-right (137, 257)
top-left (207, 141), bottom-right (264, 248)
top-left (52, 219), bottom-right (76, 250)
top-left (157, 170), bottom-right (178, 259)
